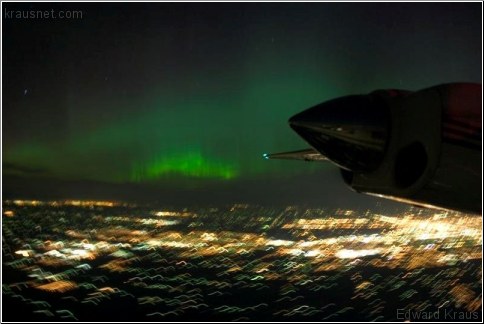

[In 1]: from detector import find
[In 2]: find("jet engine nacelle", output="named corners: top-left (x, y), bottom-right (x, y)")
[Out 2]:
top-left (288, 83), bottom-right (481, 214)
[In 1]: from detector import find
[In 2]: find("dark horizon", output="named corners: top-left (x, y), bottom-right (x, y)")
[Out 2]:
top-left (3, 171), bottom-right (408, 213)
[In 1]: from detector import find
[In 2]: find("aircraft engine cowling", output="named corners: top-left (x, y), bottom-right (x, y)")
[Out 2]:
top-left (289, 83), bottom-right (482, 214)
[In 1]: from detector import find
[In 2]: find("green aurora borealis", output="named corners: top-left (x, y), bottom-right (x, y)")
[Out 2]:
top-left (5, 65), bottom-right (334, 183)
top-left (3, 3), bottom-right (481, 202)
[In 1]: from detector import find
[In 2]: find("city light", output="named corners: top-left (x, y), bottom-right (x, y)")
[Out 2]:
top-left (2, 200), bottom-right (481, 321)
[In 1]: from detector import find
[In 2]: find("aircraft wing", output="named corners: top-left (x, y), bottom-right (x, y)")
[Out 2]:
top-left (267, 83), bottom-right (482, 214)
top-left (263, 148), bottom-right (328, 162)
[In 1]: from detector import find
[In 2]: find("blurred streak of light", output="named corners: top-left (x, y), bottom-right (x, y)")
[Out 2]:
top-left (335, 249), bottom-right (381, 259)
top-left (36, 281), bottom-right (78, 293)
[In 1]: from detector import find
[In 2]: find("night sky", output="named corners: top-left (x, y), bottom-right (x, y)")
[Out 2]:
top-left (2, 2), bottom-right (482, 206)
